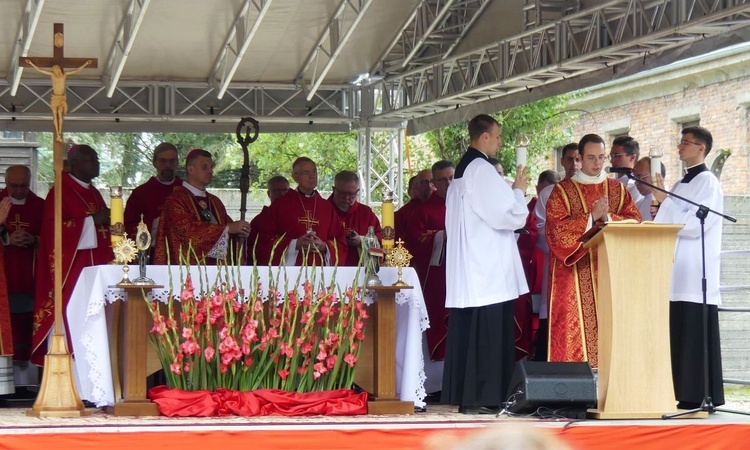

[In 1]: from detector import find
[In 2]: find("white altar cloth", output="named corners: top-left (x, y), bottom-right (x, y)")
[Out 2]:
top-left (67, 265), bottom-right (428, 408)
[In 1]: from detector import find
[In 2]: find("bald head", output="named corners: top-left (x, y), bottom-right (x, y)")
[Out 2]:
top-left (5, 165), bottom-right (31, 201)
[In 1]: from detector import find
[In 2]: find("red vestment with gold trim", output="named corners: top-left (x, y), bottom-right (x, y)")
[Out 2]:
top-left (256, 190), bottom-right (346, 266)
top-left (31, 174), bottom-right (114, 365)
top-left (153, 186), bottom-right (235, 265)
top-left (546, 178), bottom-right (641, 368)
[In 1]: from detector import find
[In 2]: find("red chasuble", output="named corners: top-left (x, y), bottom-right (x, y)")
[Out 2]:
top-left (514, 196), bottom-right (540, 361)
top-left (408, 192), bottom-right (448, 361)
top-left (327, 196), bottom-right (382, 267)
top-left (394, 198), bottom-right (420, 256)
top-left (545, 178), bottom-right (641, 368)
top-left (0, 189), bottom-right (44, 359)
top-left (153, 186), bottom-right (234, 265)
top-left (0, 247), bottom-right (13, 356)
top-left (124, 176), bottom-right (182, 237)
top-left (255, 190), bottom-right (346, 267)
top-left (31, 174), bottom-right (114, 365)
top-left (248, 206), bottom-right (271, 266)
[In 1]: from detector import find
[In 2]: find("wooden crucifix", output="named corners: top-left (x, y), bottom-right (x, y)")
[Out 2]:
top-left (20, 23), bottom-right (98, 142)
top-left (21, 23), bottom-right (98, 418)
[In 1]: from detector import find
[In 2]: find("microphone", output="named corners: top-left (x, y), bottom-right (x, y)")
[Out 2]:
top-left (605, 166), bottom-right (632, 175)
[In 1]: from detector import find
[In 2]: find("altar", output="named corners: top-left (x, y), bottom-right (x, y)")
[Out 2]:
top-left (67, 265), bottom-right (428, 409)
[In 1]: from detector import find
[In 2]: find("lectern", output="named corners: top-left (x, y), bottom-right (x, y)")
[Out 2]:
top-left (583, 223), bottom-right (703, 419)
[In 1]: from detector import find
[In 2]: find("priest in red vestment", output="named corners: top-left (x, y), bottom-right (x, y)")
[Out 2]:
top-left (248, 175), bottom-right (290, 266)
top-left (153, 149), bottom-right (251, 265)
top-left (255, 157), bottom-right (346, 267)
top-left (31, 145), bottom-right (114, 366)
top-left (124, 142), bottom-right (182, 260)
top-left (1, 166), bottom-right (44, 368)
top-left (328, 170), bottom-right (381, 267)
top-left (395, 169), bottom-right (433, 254)
top-left (408, 160), bottom-right (454, 362)
top-left (545, 134), bottom-right (641, 368)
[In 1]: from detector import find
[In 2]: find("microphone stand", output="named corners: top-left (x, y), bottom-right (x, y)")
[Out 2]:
top-left (624, 172), bottom-right (746, 419)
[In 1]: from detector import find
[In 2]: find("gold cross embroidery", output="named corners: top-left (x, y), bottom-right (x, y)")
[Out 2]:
top-left (9, 213), bottom-right (29, 232)
top-left (298, 211), bottom-right (320, 230)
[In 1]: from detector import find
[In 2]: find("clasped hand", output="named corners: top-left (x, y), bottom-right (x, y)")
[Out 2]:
top-left (591, 196), bottom-right (609, 222)
top-left (296, 231), bottom-right (326, 252)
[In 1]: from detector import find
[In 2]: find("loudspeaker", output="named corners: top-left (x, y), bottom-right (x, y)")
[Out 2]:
top-left (505, 361), bottom-right (597, 414)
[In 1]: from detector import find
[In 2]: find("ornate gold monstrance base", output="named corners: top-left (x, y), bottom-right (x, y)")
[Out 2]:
top-left (27, 335), bottom-right (91, 417)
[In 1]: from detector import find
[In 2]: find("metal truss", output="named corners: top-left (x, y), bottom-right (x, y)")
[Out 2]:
top-left (296, 0), bottom-right (373, 102)
top-left (0, 79), bottom-right (359, 132)
top-left (209, 0), bottom-right (274, 100)
top-left (357, 127), bottom-right (405, 208)
top-left (372, 0), bottom-right (491, 77)
top-left (102, 0), bottom-right (151, 98)
top-left (523, 0), bottom-right (580, 30)
top-left (369, 0), bottom-right (750, 121)
top-left (6, 0), bottom-right (45, 96)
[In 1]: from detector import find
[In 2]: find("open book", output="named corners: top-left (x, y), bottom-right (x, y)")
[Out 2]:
top-left (578, 219), bottom-right (640, 243)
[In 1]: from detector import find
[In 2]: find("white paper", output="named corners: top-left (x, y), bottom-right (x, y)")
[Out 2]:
top-left (429, 230), bottom-right (445, 266)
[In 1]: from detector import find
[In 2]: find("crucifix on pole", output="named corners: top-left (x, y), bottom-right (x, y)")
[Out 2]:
top-left (20, 23), bottom-right (98, 418)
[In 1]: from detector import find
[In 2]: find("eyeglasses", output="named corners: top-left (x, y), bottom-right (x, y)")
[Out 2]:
top-left (608, 153), bottom-right (627, 161)
top-left (335, 189), bottom-right (360, 200)
top-left (633, 174), bottom-right (650, 181)
top-left (418, 179), bottom-right (433, 185)
top-left (585, 155), bottom-right (607, 162)
top-left (678, 139), bottom-right (702, 147)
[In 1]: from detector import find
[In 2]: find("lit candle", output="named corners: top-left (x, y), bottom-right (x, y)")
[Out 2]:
top-left (649, 146), bottom-right (663, 179)
top-left (110, 186), bottom-right (124, 246)
top-left (382, 190), bottom-right (395, 249)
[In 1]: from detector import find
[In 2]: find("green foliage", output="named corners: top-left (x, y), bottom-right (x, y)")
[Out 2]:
top-left (35, 131), bottom-right (358, 190)
top-left (422, 94), bottom-right (577, 177)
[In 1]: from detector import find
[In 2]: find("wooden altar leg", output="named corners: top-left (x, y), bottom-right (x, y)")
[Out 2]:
top-left (108, 285), bottom-right (160, 416)
top-left (366, 286), bottom-right (414, 415)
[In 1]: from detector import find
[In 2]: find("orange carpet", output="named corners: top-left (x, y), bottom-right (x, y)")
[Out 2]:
top-left (0, 423), bottom-right (748, 449)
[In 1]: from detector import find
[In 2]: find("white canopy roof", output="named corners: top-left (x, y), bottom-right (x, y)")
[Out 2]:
top-left (2, 0), bottom-right (750, 134)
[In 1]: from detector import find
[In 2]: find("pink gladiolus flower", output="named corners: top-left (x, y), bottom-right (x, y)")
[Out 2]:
top-left (300, 311), bottom-right (312, 324)
top-left (326, 355), bottom-right (337, 369)
top-left (195, 312), bottom-right (205, 324)
top-left (204, 346), bottom-right (215, 362)
top-left (182, 327), bottom-right (193, 339)
top-left (268, 328), bottom-right (279, 339)
top-left (184, 364), bottom-right (190, 373)
top-left (344, 353), bottom-right (357, 367)
top-left (170, 362), bottom-right (182, 375)
top-left (278, 369), bottom-right (290, 380)
top-left (314, 362), bottom-right (327, 374)
top-left (301, 342), bottom-right (313, 354)
top-left (254, 301), bottom-right (262, 313)
top-left (245, 357), bottom-right (254, 367)
top-left (316, 349), bottom-right (327, 361)
top-left (280, 343), bottom-right (294, 358)
top-left (354, 320), bottom-right (364, 331)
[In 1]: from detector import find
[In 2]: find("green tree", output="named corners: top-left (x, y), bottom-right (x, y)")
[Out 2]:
top-left (422, 94), bottom-right (578, 177)
top-left (35, 131), bottom-right (358, 191)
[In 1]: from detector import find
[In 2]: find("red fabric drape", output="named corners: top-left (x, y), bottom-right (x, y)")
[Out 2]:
top-left (148, 386), bottom-right (368, 417)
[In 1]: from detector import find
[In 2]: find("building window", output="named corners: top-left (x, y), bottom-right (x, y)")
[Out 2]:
top-left (0, 131), bottom-right (23, 140)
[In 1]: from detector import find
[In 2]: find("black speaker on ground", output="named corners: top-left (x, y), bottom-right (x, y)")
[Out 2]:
top-left (505, 361), bottom-right (597, 414)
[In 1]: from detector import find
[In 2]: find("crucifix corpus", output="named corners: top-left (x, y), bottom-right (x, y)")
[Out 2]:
top-left (21, 23), bottom-right (98, 418)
